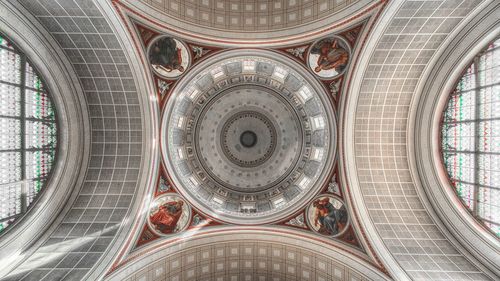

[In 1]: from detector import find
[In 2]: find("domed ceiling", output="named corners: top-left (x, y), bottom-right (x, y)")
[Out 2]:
top-left (118, 0), bottom-right (375, 44)
top-left (161, 50), bottom-right (336, 224)
top-left (106, 3), bottom-right (374, 275)
top-left (107, 4), bottom-right (379, 252)
top-left (141, 0), bottom-right (357, 31)
top-left (1, 0), bottom-right (497, 280)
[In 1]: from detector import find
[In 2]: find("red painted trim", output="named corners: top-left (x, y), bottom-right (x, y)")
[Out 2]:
top-left (114, 0), bottom-right (385, 46)
top-left (339, 0), bottom-right (390, 275)
top-left (108, 0), bottom-right (390, 276)
top-left (156, 47), bottom-right (340, 226)
top-left (107, 227), bottom-right (382, 276)
top-left (107, 1), bottom-right (158, 271)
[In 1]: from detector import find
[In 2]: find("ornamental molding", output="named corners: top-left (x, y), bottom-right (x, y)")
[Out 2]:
top-left (410, 2), bottom-right (500, 276)
top-left (0, 1), bottom-right (90, 275)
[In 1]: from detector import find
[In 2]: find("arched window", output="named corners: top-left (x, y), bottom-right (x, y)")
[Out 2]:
top-left (441, 37), bottom-right (499, 237)
top-left (0, 34), bottom-right (57, 233)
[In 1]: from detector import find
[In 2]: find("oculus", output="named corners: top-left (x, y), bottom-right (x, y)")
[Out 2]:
top-left (148, 36), bottom-right (190, 78)
top-left (308, 36), bottom-right (350, 79)
top-left (306, 195), bottom-right (349, 237)
top-left (220, 110), bottom-right (277, 168)
top-left (162, 50), bottom-right (337, 224)
top-left (147, 194), bottom-right (191, 236)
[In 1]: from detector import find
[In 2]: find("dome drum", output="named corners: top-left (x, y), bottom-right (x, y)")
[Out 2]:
top-left (162, 50), bottom-right (337, 224)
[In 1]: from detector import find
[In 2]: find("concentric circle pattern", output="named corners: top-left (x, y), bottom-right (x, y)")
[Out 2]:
top-left (220, 109), bottom-right (277, 168)
top-left (162, 50), bottom-right (336, 224)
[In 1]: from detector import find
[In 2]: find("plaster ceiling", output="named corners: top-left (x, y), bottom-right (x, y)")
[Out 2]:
top-left (0, 0), bottom-right (498, 281)
top-left (107, 231), bottom-right (385, 281)
top-left (141, 0), bottom-right (358, 31)
top-left (119, 0), bottom-right (375, 45)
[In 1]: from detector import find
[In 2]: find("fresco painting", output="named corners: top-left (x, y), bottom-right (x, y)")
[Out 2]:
top-left (306, 195), bottom-right (349, 237)
top-left (308, 36), bottom-right (350, 79)
top-left (149, 36), bottom-right (189, 78)
top-left (148, 194), bottom-right (191, 236)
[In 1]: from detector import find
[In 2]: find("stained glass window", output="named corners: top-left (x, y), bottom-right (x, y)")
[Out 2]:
top-left (441, 37), bottom-right (500, 237)
top-left (0, 34), bottom-right (57, 233)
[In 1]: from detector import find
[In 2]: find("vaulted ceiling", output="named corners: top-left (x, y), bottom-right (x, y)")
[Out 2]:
top-left (0, 1), bottom-right (498, 281)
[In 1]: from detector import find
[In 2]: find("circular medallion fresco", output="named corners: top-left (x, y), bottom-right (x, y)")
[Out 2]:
top-left (308, 36), bottom-right (350, 79)
top-left (161, 50), bottom-right (336, 224)
top-left (306, 195), bottom-right (349, 237)
top-left (148, 36), bottom-right (190, 78)
top-left (148, 194), bottom-right (191, 236)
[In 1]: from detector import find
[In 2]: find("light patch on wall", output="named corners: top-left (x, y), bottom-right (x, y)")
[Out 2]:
top-left (272, 66), bottom-right (288, 80)
top-left (297, 176), bottom-right (311, 190)
top-left (311, 116), bottom-right (325, 130)
top-left (212, 196), bottom-right (224, 206)
top-left (273, 197), bottom-right (286, 208)
top-left (189, 176), bottom-right (199, 186)
top-left (210, 66), bottom-right (225, 79)
top-left (310, 147), bottom-right (324, 161)
top-left (186, 87), bottom-right (200, 100)
top-left (297, 86), bottom-right (312, 103)
top-left (177, 116), bottom-right (185, 128)
top-left (177, 148), bottom-right (185, 159)
top-left (242, 60), bottom-right (256, 72)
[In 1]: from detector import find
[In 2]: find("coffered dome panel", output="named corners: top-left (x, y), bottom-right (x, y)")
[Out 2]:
top-left (142, 0), bottom-right (357, 31)
top-left (120, 0), bottom-right (374, 45)
top-left (161, 50), bottom-right (336, 224)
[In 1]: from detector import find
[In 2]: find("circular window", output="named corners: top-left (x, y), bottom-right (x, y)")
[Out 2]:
top-left (0, 34), bottom-right (57, 233)
top-left (440, 37), bottom-right (499, 237)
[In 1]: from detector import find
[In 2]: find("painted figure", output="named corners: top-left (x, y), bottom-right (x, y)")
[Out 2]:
top-left (150, 200), bottom-right (184, 234)
top-left (310, 39), bottom-right (349, 74)
top-left (313, 197), bottom-right (347, 236)
top-left (149, 37), bottom-right (185, 73)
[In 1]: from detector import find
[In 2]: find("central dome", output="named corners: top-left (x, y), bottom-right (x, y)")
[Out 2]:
top-left (162, 50), bottom-right (336, 224)
top-left (219, 107), bottom-right (278, 169)
top-left (195, 85), bottom-right (301, 193)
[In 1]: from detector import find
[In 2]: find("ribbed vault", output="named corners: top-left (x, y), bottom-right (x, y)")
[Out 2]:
top-left (0, 0), bottom-right (498, 281)
top-left (343, 0), bottom-right (498, 280)
top-left (118, 0), bottom-right (376, 45)
top-left (106, 229), bottom-right (388, 281)
top-left (1, 0), bottom-right (156, 280)
top-left (140, 0), bottom-right (357, 31)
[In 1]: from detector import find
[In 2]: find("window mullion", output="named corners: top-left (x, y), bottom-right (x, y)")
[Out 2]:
top-left (442, 38), bottom-right (499, 236)
top-left (19, 53), bottom-right (27, 213)
top-left (0, 34), bottom-right (58, 233)
top-left (443, 116), bottom-right (500, 125)
top-left (472, 56), bottom-right (481, 217)
top-left (442, 150), bottom-right (500, 156)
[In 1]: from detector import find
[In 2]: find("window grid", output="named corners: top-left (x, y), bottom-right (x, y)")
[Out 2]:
top-left (0, 35), bottom-right (57, 233)
top-left (441, 38), bottom-right (500, 237)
